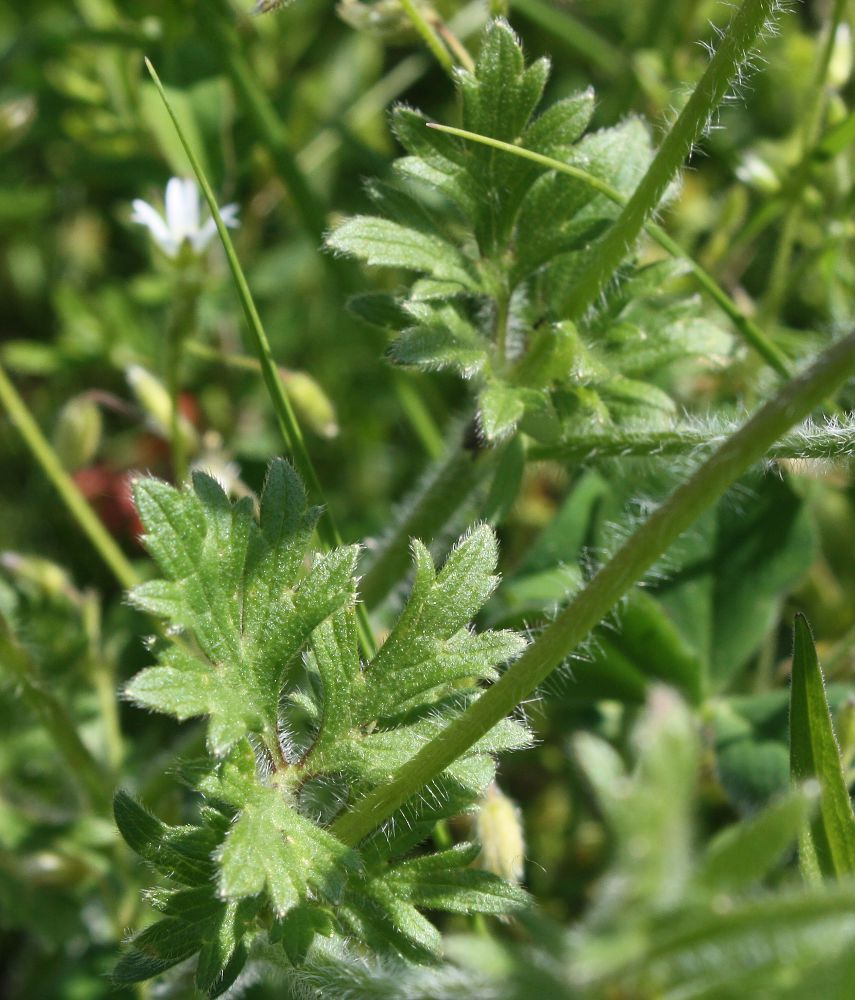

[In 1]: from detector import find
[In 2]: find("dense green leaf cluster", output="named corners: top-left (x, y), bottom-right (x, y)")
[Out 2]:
top-left (330, 20), bottom-right (729, 444)
top-left (116, 460), bottom-right (528, 991)
top-left (283, 687), bottom-right (855, 1000)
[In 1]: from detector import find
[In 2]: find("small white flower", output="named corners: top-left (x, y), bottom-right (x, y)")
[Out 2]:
top-left (130, 177), bottom-right (238, 259)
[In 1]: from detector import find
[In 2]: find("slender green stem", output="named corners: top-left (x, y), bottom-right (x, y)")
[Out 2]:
top-left (0, 361), bottom-right (139, 591)
top-left (165, 275), bottom-right (200, 484)
top-left (399, 0), bottom-right (454, 73)
top-left (565, 0), bottom-right (780, 321)
top-left (427, 122), bottom-right (791, 377)
top-left (360, 421), bottom-right (492, 609)
top-left (333, 330), bottom-right (855, 845)
top-left (145, 58), bottom-right (376, 658)
top-left (762, 0), bottom-right (846, 318)
top-left (393, 375), bottom-right (445, 460)
top-left (494, 291), bottom-right (511, 368)
top-left (430, 13), bottom-right (476, 73)
top-left (509, 0), bottom-right (623, 78)
top-left (528, 416), bottom-right (855, 463)
top-left (0, 616), bottom-right (113, 812)
top-left (295, 1), bottom-right (486, 175)
top-left (82, 591), bottom-right (124, 773)
top-left (208, 0), bottom-right (329, 248)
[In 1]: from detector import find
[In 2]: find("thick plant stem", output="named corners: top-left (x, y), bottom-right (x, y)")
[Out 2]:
top-left (565, 0), bottom-right (780, 321)
top-left (428, 122), bottom-right (791, 377)
top-left (0, 617), bottom-right (113, 813)
top-left (528, 417), bottom-right (855, 463)
top-left (145, 59), bottom-right (376, 657)
top-left (333, 331), bottom-right (855, 846)
top-left (0, 362), bottom-right (139, 592)
top-left (360, 423), bottom-right (492, 609)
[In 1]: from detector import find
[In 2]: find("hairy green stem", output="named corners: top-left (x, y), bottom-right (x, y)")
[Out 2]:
top-left (0, 361), bottom-right (139, 591)
top-left (566, 0), bottom-right (780, 321)
top-left (145, 58), bottom-right (376, 658)
top-left (360, 423), bottom-right (492, 609)
top-left (0, 616), bottom-right (113, 812)
top-left (528, 417), bottom-right (855, 463)
top-left (399, 0), bottom-right (455, 73)
top-left (428, 122), bottom-right (791, 377)
top-left (333, 331), bottom-right (855, 845)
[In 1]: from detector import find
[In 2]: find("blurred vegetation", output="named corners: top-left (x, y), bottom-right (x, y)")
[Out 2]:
top-left (1, 0), bottom-right (855, 997)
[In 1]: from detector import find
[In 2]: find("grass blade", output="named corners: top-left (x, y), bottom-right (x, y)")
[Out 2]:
top-left (790, 613), bottom-right (855, 880)
top-left (143, 58), bottom-right (375, 658)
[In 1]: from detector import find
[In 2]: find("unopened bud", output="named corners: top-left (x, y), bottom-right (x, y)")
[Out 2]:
top-left (53, 395), bottom-right (102, 471)
top-left (829, 23), bottom-right (853, 91)
top-left (476, 783), bottom-right (525, 883)
top-left (838, 696), bottom-right (855, 770)
top-left (735, 152), bottom-right (780, 194)
top-left (280, 369), bottom-right (339, 439)
top-left (0, 552), bottom-right (75, 601)
top-left (338, 0), bottom-right (426, 42)
top-left (0, 96), bottom-right (36, 150)
top-left (126, 364), bottom-right (198, 453)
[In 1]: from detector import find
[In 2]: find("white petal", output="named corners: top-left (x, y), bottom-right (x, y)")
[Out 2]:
top-left (219, 203), bottom-right (240, 228)
top-left (130, 199), bottom-right (177, 255)
top-left (165, 177), bottom-right (199, 243)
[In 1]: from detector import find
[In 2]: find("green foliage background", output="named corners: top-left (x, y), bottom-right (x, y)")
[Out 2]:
top-left (1, 0), bottom-right (855, 997)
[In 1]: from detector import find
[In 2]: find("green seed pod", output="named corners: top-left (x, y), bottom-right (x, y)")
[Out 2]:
top-left (53, 395), bottom-right (102, 472)
top-left (280, 369), bottom-right (339, 439)
top-left (476, 782), bottom-right (525, 883)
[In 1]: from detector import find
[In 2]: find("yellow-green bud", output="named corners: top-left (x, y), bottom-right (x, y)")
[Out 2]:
top-left (53, 395), bottom-right (102, 472)
top-left (829, 23), bottom-right (853, 91)
top-left (735, 152), bottom-right (780, 194)
top-left (0, 552), bottom-right (75, 601)
top-left (838, 696), bottom-right (855, 771)
top-left (0, 96), bottom-right (36, 151)
top-left (337, 0), bottom-right (426, 41)
top-left (476, 782), bottom-right (525, 883)
top-left (126, 364), bottom-right (198, 454)
top-left (280, 369), bottom-right (339, 439)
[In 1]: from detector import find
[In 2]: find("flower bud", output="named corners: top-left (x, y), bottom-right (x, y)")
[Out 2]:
top-left (838, 696), bottom-right (855, 771)
top-left (735, 152), bottom-right (780, 194)
top-left (126, 364), bottom-right (198, 454)
top-left (476, 782), bottom-right (525, 883)
top-left (280, 369), bottom-right (339, 439)
top-left (0, 96), bottom-right (36, 151)
top-left (53, 395), bottom-right (102, 472)
top-left (0, 552), bottom-right (75, 601)
top-left (829, 23), bottom-right (853, 91)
